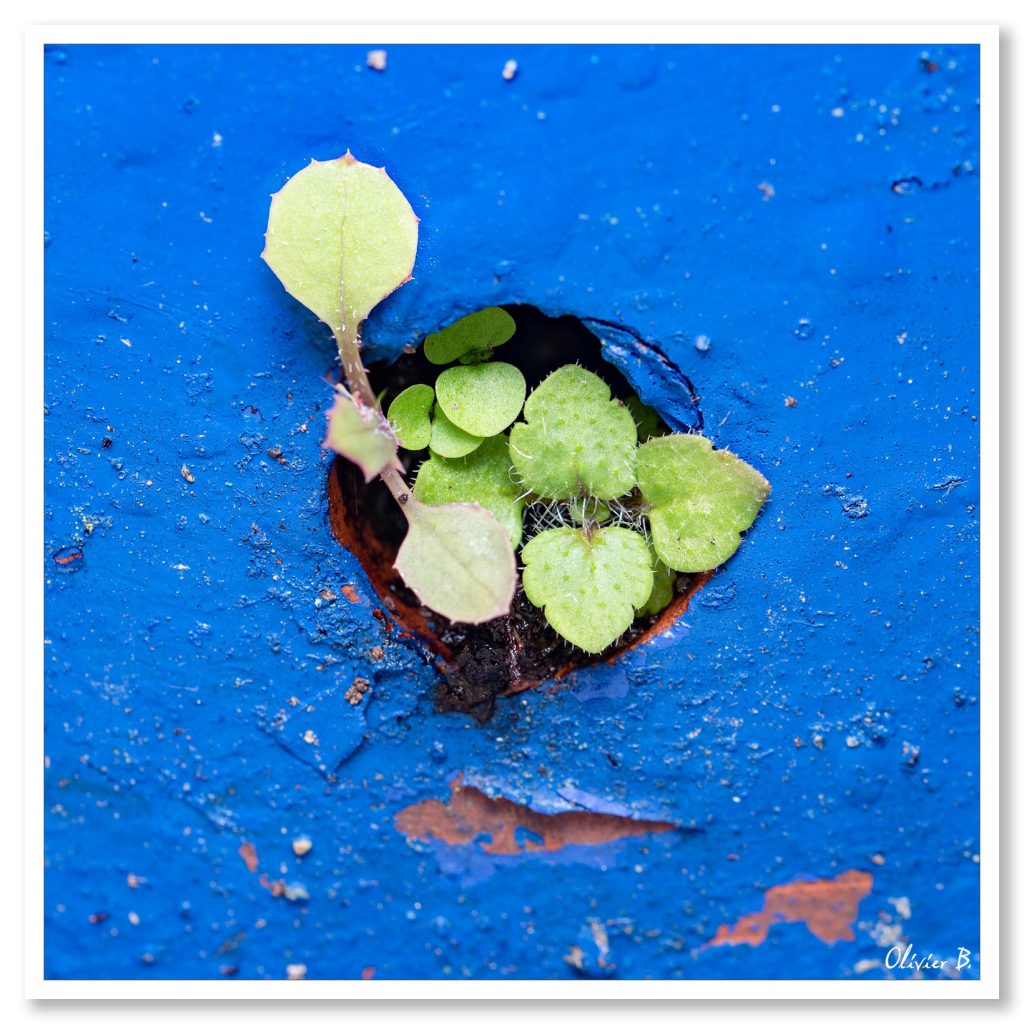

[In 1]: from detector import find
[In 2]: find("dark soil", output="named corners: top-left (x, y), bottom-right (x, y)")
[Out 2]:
top-left (434, 591), bottom-right (664, 723)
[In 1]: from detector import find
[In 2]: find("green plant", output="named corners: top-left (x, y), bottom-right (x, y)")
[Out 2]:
top-left (264, 153), bottom-right (770, 651)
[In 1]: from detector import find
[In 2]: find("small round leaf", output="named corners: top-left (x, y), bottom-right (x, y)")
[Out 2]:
top-left (429, 406), bottom-right (484, 458)
top-left (435, 361), bottom-right (526, 437)
top-left (387, 383), bottom-right (434, 450)
top-left (424, 307), bottom-right (517, 365)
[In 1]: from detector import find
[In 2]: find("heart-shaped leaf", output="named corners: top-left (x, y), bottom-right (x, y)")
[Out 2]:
top-left (637, 435), bottom-right (770, 572)
top-left (414, 435), bottom-right (525, 547)
top-left (262, 153), bottom-right (418, 336)
top-left (434, 361), bottom-right (526, 438)
top-left (521, 526), bottom-right (654, 652)
top-left (387, 383), bottom-right (433, 450)
top-left (509, 365), bottom-right (637, 501)
top-left (429, 405), bottom-right (484, 458)
top-left (424, 307), bottom-right (517, 365)
top-left (395, 496), bottom-right (517, 624)
top-left (323, 390), bottom-right (398, 482)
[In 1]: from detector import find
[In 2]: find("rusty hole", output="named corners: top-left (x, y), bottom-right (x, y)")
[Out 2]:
top-left (327, 305), bottom-right (711, 722)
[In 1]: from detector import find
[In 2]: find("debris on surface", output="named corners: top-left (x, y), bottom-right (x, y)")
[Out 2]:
top-left (292, 836), bottom-right (313, 857)
top-left (344, 677), bottom-right (370, 706)
top-left (180, 464), bottom-right (195, 484)
top-left (238, 842), bottom-right (259, 873)
top-left (502, 59), bottom-right (518, 81)
top-left (366, 50), bottom-right (387, 72)
top-left (565, 918), bottom-right (616, 977)
top-left (286, 963), bottom-right (307, 980)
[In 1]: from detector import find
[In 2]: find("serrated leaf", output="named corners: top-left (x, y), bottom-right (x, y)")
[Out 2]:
top-left (434, 361), bottom-right (526, 438)
top-left (509, 365), bottom-right (637, 501)
top-left (637, 435), bottom-right (770, 572)
top-left (387, 383), bottom-right (433, 450)
top-left (637, 557), bottom-right (677, 618)
top-left (521, 526), bottom-right (653, 653)
top-left (424, 307), bottom-right (517, 365)
top-left (262, 153), bottom-right (418, 336)
top-left (324, 390), bottom-right (398, 482)
top-left (395, 497), bottom-right (516, 624)
top-left (429, 405), bottom-right (484, 458)
top-left (414, 436), bottom-right (525, 547)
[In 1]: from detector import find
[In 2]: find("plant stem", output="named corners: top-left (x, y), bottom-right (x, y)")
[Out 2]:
top-left (334, 325), bottom-right (377, 409)
top-left (334, 323), bottom-right (415, 514)
top-left (380, 465), bottom-right (412, 505)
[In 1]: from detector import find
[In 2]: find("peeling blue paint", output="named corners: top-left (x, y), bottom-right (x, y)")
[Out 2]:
top-left (44, 42), bottom-right (980, 981)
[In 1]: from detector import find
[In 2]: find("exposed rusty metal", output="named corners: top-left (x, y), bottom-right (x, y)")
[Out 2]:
top-left (395, 774), bottom-right (676, 854)
top-left (703, 869), bottom-right (874, 949)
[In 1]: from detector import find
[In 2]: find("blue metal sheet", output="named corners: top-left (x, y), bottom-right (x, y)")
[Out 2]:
top-left (43, 42), bottom-right (980, 981)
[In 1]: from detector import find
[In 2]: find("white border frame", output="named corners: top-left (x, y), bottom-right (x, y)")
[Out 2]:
top-left (23, 22), bottom-right (999, 1001)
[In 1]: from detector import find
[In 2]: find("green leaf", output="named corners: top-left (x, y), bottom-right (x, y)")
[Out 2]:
top-left (395, 496), bottom-right (516, 624)
top-left (521, 526), bottom-right (654, 653)
top-left (434, 361), bottom-right (526, 438)
top-left (324, 390), bottom-right (398, 482)
top-left (424, 307), bottom-right (517, 365)
top-left (262, 153), bottom-right (418, 336)
top-left (637, 435), bottom-right (770, 572)
top-left (387, 383), bottom-right (433, 450)
top-left (637, 557), bottom-right (677, 617)
top-left (509, 365), bottom-right (637, 501)
top-left (568, 497), bottom-right (611, 527)
top-left (429, 406), bottom-right (484, 458)
top-left (414, 436), bottom-right (525, 547)
top-left (625, 395), bottom-right (668, 443)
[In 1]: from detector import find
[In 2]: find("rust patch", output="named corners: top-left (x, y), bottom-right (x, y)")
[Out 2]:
top-left (340, 584), bottom-right (361, 605)
top-left (704, 869), bottom-right (874, 949)
top-left (395, 775), bottom-right (675, 855)
top-left (238, 842), bottom-right (258, 873)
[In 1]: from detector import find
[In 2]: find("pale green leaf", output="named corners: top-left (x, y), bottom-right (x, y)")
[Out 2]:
top-left (637, 435), bottom-right (770, 572)
top-left (429, 405), bottom-right (484, 458)
top-left (262, 153), bottom-right (418, 336)
top-left (387, 383), bottom-right (433, 450)
top-left (434, 361), bottom-right (526, 437)
top-left (424, 307), bottom-right (517, 365)
top-left (414, 436), bottom-right (525, 547)
top-left (521, 526), bottom-right (653, 652)
top-left (395, 496), bottom-right (516, 624)
top-left (509, 365), bottom-right (637, 501)
top-left (323, 390), bottom-right (398, 482)
top-left (637, 557), bottom-right (677, 618)
top-left (625, 395), bottom-right (668, 443)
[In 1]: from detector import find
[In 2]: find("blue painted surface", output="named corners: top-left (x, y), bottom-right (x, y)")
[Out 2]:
top-left (44, 43), bottom-right (980, 981)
